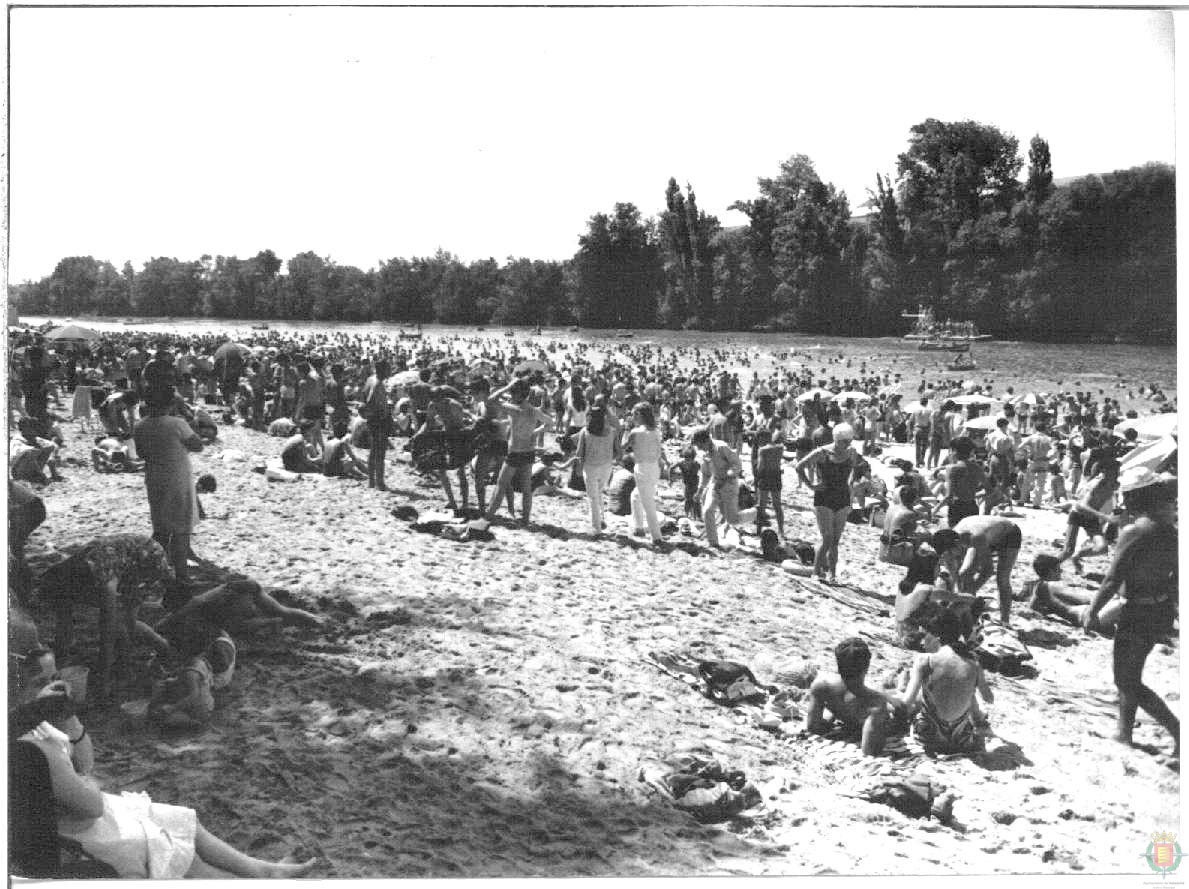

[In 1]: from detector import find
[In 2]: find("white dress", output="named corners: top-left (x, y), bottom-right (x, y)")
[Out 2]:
top-left (22, 722), bottom-right (197, 878)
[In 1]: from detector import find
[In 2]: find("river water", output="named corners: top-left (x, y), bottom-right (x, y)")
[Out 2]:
top-left (21, 316), bottom-right (1178, 407)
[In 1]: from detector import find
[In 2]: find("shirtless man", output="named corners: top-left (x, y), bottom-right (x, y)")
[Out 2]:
top-left (900, 609), bottom-right (993, 754)
top-left (321, 429), bottom-right (368, 480)
top-left (361, 359), bottom-right (391, 490)
top-left (279, 420), bottom-right (323, 474)
top-left (805, 637), bottom-right (902, 756)
top-left (943, 437), bottom-right (986, 529)
top-left (483, 378), bottom-right (553, 525)
top-left (413, 387), bottom-right (476, 514)
top-left (984, 416), bottom-right (1016, 490)
top-left (292, 361), bottom-right (326, 451)
top-left (937, 515), bottom-right (1023, 626)
top-left (909, 396), bottom-right (932, 466)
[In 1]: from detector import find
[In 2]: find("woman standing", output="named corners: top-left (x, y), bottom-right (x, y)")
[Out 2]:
top-left (796, 423), bottom-right (861, 584)
top-left (625, 401), bottom-right (667, 546)
top-left (575, 406), bottom-right (618, 536)
top-left (1082, 471), bottom-right (1179, 760)
top-left (132, 390), bottom-right (203, 585)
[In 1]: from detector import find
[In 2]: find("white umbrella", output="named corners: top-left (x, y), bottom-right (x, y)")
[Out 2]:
top-left (1115, 412), bottom-right (1177, 441)
top-left (46, 323), bottom-right (102, 342)
top-left (951, 393), bottom-right (999, 406)
top-left (835, 390), bottom-right (872, 403)
top-left (1008, 392), bottom-right (1038, 406)
top-left (515, 358), bottom-right (548, 374)
top-left (1119, 434), bottom-right (1177, 474)
top-left (878, 383), bottom-right (902, 397)
top-left (962, 415), bottom-right (1003, 432)
top-left (796, 388), bottom-right (834, 403)
top-left (391, 369), bottom-right (422, 386)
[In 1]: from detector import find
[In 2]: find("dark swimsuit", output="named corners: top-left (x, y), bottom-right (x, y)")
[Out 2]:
top-left (814, 456), bottom-right (852, 511)
top-left (993, 524), bottom-right (1023, 552)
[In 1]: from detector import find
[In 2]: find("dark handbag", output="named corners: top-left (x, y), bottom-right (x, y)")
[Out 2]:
top-left (879, 534), bottom-right (916, 567)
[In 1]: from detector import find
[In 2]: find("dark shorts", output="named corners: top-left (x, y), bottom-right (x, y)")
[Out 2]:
top-left (301, 405), bottom-right (324, 421)
top-left (505, 451), bottom-right (534, 468)
top-left (993, 524), bottom-right (1023, 552)
top-left (813, 490), bottom-right (851, 511)
top-left (947, 499), bottom-right (979, 528)
top-left (1069, 512), bottom-right (1102, 537)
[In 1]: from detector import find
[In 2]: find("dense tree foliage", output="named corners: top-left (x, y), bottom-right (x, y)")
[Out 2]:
top-left (10, 122), bottom-right (1174, 343)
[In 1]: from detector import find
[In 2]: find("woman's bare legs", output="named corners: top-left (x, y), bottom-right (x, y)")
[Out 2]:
top-left (190, 822), bottom-right (317, 878)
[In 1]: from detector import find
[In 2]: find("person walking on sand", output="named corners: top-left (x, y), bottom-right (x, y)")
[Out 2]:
top-left (484, 377), bottom-right (553, 526)
top-left (575, 405), bottom-right (618, 536)
top-left (132, 389), bottom-right (204, 588)
top-left (1082, 470), bottom-right (1179, 762)
top-left (796, 423), bottom-right (861, 583)
top-left (361, 359), bottom-right (390, 491)
top-left (624, 401), bottom-right (667, 546)
top-left (691, 425), bottom-right (743, 550)
top-left (1056, 455), bottom-right (1121, 573)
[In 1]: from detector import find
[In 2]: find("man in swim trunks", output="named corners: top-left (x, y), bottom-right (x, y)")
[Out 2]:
top-left (413, 386), bottom-right (477, 514)
top-left (909, 396), bottom-right (932, 466)
top-left (1056, 456), bottom-right (1120, 573)
top-left (361, 359), bottom-right (391, 491)
top-left (942, 436), bottom-right (986, 529)
top-left (483, 377), bottom-right (553, 525)
top-left (900, 609), bottom-right (993, 754)
top-left (805, 637), bottom-right (902, 756)
top-left (938, 515), bottom-right (1023, 627)
top-left (984, 416), bottom-right (1016, 490)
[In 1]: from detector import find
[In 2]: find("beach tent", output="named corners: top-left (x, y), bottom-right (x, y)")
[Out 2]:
top-left (1119, 435), bottom-right (1177, 474)
top-left (45, 323), bottom-right (101, 343)
top-left (1115, 412), bottom-right (1177, 441)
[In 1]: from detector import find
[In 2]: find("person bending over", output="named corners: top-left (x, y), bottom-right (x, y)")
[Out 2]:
top-left (1056, 456), bottom-right (1120, 573)
top-left (935, 515), bottom-right (1022, 627)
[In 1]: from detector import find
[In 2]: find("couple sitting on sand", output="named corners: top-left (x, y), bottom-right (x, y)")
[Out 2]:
top-left (806, 622), bottom-right (993, 757)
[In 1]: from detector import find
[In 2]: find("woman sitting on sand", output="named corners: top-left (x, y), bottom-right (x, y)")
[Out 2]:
top-left (11, 690), bottom-right (318, 878)
top-left (900, 609), bottom-right (993, 754)
top-left (279, 420), bottom-right (323, 473)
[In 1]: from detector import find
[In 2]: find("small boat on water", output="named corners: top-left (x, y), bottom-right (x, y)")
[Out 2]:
top-left (504, 330), bottom-right (516, 337)
top-left (616, 330), bottom-right (634, 339)
top-left (919, 338), bottom-right (971, 352)
top-left (948, 353), bottom-right (977, 372)
top-left (476, 325), bottom-right (486, 331)
top-left (902, 304), bottom-right (991, 342)
top-left (568, 326), bottom-right (579, 333)
top-left (251, 323), bottom-right (270, 330)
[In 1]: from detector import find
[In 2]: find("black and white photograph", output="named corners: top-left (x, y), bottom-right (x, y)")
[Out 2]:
top-left (6, 4), bottom-right (1180, 880)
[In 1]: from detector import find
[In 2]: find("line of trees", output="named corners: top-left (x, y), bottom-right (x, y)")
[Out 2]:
top-left (10, 119), bottom-right (1175, 343)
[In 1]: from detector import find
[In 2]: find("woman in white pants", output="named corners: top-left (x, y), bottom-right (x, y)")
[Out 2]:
top-left (575, 406), bottom-right (618, 535)
top-left (625, 402), bottom-right (668, 546)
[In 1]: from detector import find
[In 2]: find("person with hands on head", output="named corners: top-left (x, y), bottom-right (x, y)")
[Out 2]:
top-left (691, 425), bottom-right (743, 550)
top-left (483, 376), bottom-right (553, 526)
top-left (1081, 470), bottom-right (1179, 760)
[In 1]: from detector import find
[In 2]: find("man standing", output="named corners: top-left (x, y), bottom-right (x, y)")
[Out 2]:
top-left (361, 358), bottom-right (391, 491)
top-left (984, 416), bottom-right (1015, 491)
top-left (1018, 422), bottom-right (1054, 508)
top-left (909, 396), bottom-right (932, 467)
top-left (692, 426), bottom-right (743, 549)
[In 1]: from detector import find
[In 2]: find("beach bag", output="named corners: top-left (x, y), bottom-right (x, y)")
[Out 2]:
top-left (659, 756), bottom-right (762, 824)
top-left (879, 535), bottom-right (916, 567)
top-left (789, 538), bottom-right (816, 566)
top-left (760, 527), bottom-right (783, 563)
top-left (855, 775), bottom-right (946, 820)
top-left (697, 661), bottom-right (773, 706)
top-left (970, 616), bottom-right (1033, 676)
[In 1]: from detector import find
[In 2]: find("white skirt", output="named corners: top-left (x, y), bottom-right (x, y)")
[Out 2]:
top-left (59, 790), bottom-right (197, 878)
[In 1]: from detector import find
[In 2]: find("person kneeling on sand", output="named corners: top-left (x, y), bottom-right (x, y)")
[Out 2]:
top-left (321, 429), bottom-right (368, 480)
top-left (805, 637), bottom-right (904, 756)
top-left (1025, 553), bottom-right (1121, 632)
top-left (279, 419), bottom-right (323, 473)
top-left (900, 609), bottom-right (993, 755)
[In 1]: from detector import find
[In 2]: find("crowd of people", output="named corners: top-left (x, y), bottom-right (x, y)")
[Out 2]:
top-left (6, 321), bottom-right (1179, 876)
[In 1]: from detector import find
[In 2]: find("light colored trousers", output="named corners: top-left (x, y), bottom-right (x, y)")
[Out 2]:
top-left (631, 463), bottom-right (663, 542)
top-left (583, 463), bottom-right (612, 532)
top-left (702, 479), bottom-right (740, 547)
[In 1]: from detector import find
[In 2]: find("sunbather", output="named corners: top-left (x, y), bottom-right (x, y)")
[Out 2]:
top-left (805, 637), bottom-right (903, 756)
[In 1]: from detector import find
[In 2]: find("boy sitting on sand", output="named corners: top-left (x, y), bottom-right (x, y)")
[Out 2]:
top-left (805, 637), bottom-right (904, 756)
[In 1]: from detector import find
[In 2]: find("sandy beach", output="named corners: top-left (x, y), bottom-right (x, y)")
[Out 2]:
top-left (17, 396), bottom-right (1179, 877)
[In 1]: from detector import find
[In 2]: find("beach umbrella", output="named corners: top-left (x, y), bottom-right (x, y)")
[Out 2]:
top-left (962, 415), bottom-right (1003, 432)
top-left (391, 369), bottom-right (422, 386)
top-left (1008, 392), bottom-right (1038, 406)
top-left (1119, 434), bottom-right (1177, 474)
top-left (878, 383), bottom-right (902, 396)
top-left (468, 358), bottom-right (497, 375)
top-left (212, 341), bottom-right (252, 363)
top-left (951, 393), bottom-right (999, 406)
top-left (1115, 412), bottom-right (1178, 441)
top-left (835, 391), bottom-right (872, 403)
top-left (515, 358), bottom-right (548, 374)
top-left (796, 388), bottom-right (834, 403)
top-left (45, 323), bottom-right (101, 343)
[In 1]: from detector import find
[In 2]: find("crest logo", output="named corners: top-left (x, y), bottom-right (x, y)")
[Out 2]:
top-left (1143, 831), bottom-right (1184, 878)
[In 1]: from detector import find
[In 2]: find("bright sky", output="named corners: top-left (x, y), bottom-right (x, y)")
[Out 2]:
top-left (6, 6), bottom-right (1176, 283)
